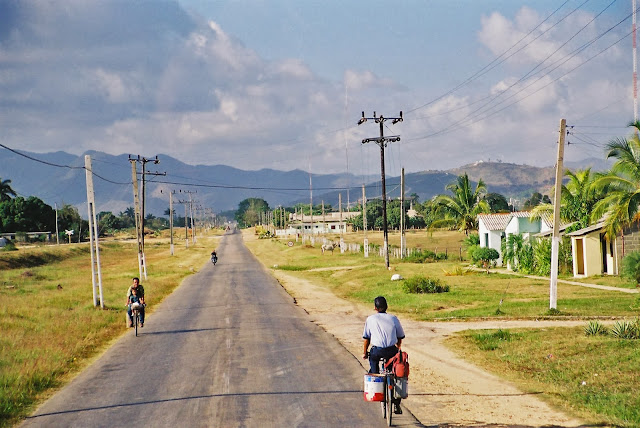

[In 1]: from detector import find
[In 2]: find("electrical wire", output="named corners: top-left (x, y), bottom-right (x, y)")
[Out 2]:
top-left (405, 0), bottom-right (575, 114)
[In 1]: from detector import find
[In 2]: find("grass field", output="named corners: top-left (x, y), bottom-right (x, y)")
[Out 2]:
top-left (3, 228), bottom-right (640, 427)
top-left (245, 230), bottom-right (640, 427)
top-left (0, 234), bottom-right (220, 427)
top-left (446, 327), bottom-right (640, 427)
top-left (246, 232), bottom-right (640, 320)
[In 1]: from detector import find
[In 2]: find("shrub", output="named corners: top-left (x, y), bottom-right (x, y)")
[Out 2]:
top-left (471, 329), bottom-right (515, 351)
top-left (610, 320), bottom-right (640, 339)
top-left (274, 265), bottom-right (307, 271)
top-left (1, 240), bottom-right (17, 251)
top-left (621, 251), bottom-right (640, 286)
top-left (532, 238), bottom-right (552, 276)
top-left (467, 244), bottom-right (479, 263)
top-left (443, 266), bottom-right (473, 276)
top-left (473, 247), bottom-right (499, 273)
top-left (402, 275), bottom-right (449, 294)
top-left (463, 233), bottom-right (479, 248)
top-left (404, 249), bottom-right (436, 263)
top-left (584, 320), bottom-right (608, 336)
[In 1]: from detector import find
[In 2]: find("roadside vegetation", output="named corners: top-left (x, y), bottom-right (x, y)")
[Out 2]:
top-left (245, 230), bottom-right (640, 426)
top-left (446, 327), bottom-right (640, 427)
top-left (0, 236), bottom-right (218, 428)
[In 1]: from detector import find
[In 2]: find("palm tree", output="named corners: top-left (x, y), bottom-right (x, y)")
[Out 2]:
top-left (591, 121), bottom-right (640, 239)
top-left (531, 168), bottom-right (604, 231)
top-left (0, 178), bottom-right (16, 202)
top-left (432, 173), bottom-right (490, 234)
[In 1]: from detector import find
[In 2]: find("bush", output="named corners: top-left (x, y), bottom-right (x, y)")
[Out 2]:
top-left (473, 247), bottom-right (499, 272)
top-left (1, 240), bottom-right (17, 251)
top-left (404, 249), bottom-right (436, 263)
top-left (610, 320), bottom-right (640, 339)
top-left (621, 251), bottom-right (640, 285)
top-left (402, 275), bottom-right (450, 294)
top-left (584, 320), bottom-right (608, 336)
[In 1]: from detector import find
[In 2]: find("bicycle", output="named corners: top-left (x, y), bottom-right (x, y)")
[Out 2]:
top-left (211, 254), bottom-right (217, 265)
top-left (379, 357), bottom-right (397, 426)
top-left (130, 302), bottom-right (145, 337)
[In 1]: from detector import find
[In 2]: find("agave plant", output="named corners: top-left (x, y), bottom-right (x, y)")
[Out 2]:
top-left (584, 321), bottom-right (608, 336)
top-left (610, 320), bottom-right (639, 339)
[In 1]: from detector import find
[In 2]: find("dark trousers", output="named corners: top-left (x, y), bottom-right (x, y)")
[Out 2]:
top-left (368, 345), bottom-right (399, 374)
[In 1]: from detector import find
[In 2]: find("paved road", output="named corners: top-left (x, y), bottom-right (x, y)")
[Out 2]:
top-left (21, 230), bottom-right (420, 427)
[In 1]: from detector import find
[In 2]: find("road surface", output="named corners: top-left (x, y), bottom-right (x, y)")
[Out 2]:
top-left (21, 230), bottom-right (420, 427)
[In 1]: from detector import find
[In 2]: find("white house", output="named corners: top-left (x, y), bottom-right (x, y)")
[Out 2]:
top-left (477, 213), bottom-right (512, 266)
top-left (287, 211), bottom-right (360, 235)
top-left (478, 212), bottom-right (562, 267)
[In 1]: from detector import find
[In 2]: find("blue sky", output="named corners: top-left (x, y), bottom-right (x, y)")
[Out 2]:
top-left (0, 0), bottom-right (636, 180)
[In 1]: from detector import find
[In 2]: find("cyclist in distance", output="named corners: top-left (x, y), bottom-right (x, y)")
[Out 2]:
top-left (211, 250), bottom-right (218, 264)
top-left (362, 296), bottom-right (405, 414)
top-left (126, 277), bottom-right (145, 327)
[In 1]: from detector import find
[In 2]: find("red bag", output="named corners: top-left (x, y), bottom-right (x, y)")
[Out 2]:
top-left (385, 351), bottom-right (409, 378)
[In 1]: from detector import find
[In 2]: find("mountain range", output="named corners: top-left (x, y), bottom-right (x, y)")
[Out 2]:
top-left (0, 149), bottom-right (612, 217)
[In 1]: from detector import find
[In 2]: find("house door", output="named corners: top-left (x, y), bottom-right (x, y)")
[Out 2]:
top-left (600, 233), bottom-right (608, 274)
top-left (576, 238), bottom-right (585, 275)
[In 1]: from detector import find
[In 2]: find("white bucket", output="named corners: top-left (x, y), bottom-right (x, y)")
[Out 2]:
top-left (363, 374), bottom-right (384, 402)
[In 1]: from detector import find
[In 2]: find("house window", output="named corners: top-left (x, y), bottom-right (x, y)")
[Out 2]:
top-left (484, 233), bottom-right (489, 247)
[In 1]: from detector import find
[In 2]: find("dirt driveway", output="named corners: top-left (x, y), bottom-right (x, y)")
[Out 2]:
top-left (270, 268), bottom-right (588, 427)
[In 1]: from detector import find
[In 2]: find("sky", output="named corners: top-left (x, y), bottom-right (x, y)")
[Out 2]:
top-left (0, 0), bottom-right (636, 181)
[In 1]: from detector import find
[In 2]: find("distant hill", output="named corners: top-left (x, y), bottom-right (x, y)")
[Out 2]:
top-left (0, 149), bottom-right (614, 215)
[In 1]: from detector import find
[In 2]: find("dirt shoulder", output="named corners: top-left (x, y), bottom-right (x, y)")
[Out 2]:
top-left (270, 267), bottom-right (587, 427)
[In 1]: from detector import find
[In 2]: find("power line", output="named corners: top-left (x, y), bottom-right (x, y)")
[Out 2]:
top-left (405, 0), bottom-right (574, 114)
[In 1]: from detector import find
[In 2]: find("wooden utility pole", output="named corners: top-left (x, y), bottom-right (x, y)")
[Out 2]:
top-left (85, 155), bottom-right (103, 308)
top-left (550, 118), bottom-right (566, 310)
top-left (359, 111), bottom-right (403, 269)
top-left (129, 158), bottom-right (145, 279)
top-left (169, 190), bottom-right (175, 255)
top-left (400, 167), bottom-right (405, 259)
top-left (363, 185), bottom-right (368, 258)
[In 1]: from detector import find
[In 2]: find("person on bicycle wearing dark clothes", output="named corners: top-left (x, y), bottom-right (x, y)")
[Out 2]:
top-left (211, 250), bottom-right (218, 263)
top-left (362, 296), bottom-right (405, 414)
top-left (126, 277), bottom-right (145, 328)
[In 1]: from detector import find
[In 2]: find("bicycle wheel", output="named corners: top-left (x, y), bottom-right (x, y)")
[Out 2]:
top-left (378, 371), bottom-right (387, 419)
top-left (134, 311), bottom-right (138, 337)
top-left (386, 374), bottom-right (394, 426)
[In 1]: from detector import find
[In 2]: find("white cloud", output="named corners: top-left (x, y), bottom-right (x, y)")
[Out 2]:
top-left (344, 69), bottom-right (396, 91)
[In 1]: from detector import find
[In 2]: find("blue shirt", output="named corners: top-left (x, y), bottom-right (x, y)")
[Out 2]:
top-left (363, 312), bottom-right (405, 348)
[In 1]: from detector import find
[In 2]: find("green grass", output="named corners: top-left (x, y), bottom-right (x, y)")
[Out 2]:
top-left (245, 233), bottom-right (639, 321)
top-left (446, 327), bottom-right (640, 427)
top-left (0, 237), bottom-right (216, 428)
top-left (245, 230), bottom-right (640, 426)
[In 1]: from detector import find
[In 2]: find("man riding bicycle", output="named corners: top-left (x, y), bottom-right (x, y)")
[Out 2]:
top-left (126, 277), bottom-right (145, 328)
top-left (211, 250), bottom-right (218, 264)
top-left (362, 296), bottom-right (405, 414)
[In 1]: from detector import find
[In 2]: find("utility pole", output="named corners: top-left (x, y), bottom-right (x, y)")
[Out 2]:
top-left (322, 200), bottom-right (325, 236)
top-left (363, 185), bottom-right (368, 258)
top-left (84, 155), bottom-right (104, 308)
top-left (339, 193), bottom-right (344, 253)
top-left (129, 157), bottom-right (145, 279)
top-left (129, 155), bottom-right (163, 278)
top-left (358, 111), bottom-right (403, 269)
top-left (550, 118), bottom-right (566, 310)
top-left (161, 189), bottom-right (176, 255)
top-left (309, 168), bottom-right (313, 238)
top-left (140, 156), bottom-right (162, 251)
top-left (181, 190), bottom-right (197, 244)
top-left (400, 167), bottom-right (406, 259)
top-left (55, 203), bottom-right (59, 245)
